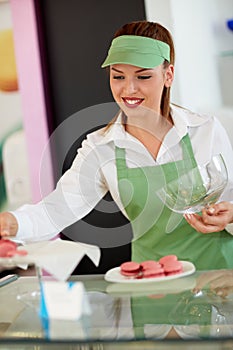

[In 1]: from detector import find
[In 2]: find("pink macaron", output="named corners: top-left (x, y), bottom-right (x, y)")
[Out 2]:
top-left (142, 267), bottom-right (165, 278)
top-left (140, 260), bottom-right (162, 271)
top-left (163, 260), bottom-right (183, 275)
top-left (120, 261), bottom-right (141, 277)
top-left (0, 239), bottom-right (28, 258)
top-left (159, 254), bottom-right (178, 266)
top-left (0, 239), bottom-right (17, 257)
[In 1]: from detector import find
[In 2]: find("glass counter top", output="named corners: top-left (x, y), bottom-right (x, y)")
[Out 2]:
top-left (0, 270), bottom-right (232, 349)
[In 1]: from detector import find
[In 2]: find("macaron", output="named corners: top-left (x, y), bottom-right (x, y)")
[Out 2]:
top-left (163, 260), bottom-right (183, 276)
top-left (0, 239), bottom-right (27, 257)
top-left (0, 239), bottom-right (16, 246)
top-left (0, 239), bottom-right (17, 257)
top-left (120, 261), bottom-right (141, 277)
top-left (143, 267), bottom-right (165, 278)
top-left (140, 260), bottom-right (162, 271)
top-left (159, 254), bottom-right (178, 266)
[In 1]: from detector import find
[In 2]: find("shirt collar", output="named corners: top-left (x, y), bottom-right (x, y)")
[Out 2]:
top-left (170, 104), bottom-right (210, 138)
top-left (97, 112), bottom-right (129, 146)
top-left (97, 104), bottom-right (210, 148)
top-left (97, 113), bottom-right (149, 155)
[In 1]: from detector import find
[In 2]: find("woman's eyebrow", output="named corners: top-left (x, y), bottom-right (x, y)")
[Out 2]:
top-left (111, 67), bottom-right (153, 73)
top-left (135, 68), bottom-right (152, 73)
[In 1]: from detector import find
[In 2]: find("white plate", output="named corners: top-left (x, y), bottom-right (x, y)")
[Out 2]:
top-left (104, 261), bottom-right (196, 284)
top-left (0, 241), bottom-right (52, 268)
top-left (106, 276), bottom-right (196, 296)
top-left (0, 256), bottom-right (34, 268)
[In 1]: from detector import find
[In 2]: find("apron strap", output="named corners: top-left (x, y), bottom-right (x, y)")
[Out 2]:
top-left (180, 133), bottom-right (198, 168)
top-left (115, 147), bottom-right (127, 170)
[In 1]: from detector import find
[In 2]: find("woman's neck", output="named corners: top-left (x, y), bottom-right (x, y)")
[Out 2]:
top-left (125, 112), bottom-right (173, 159)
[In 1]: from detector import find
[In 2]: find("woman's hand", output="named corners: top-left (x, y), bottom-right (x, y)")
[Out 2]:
top-left (184, 201), bottom-right (233, 234)
top-left (193, 270), bottom-right (233, 297)
top-left (0, 212), bottom-right (18, 238)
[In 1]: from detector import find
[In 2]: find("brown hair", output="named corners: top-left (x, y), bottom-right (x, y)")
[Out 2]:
top-left (105, 20), bottom-right (175, 129)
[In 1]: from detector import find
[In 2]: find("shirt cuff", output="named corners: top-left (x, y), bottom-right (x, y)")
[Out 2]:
top-left (9, 210), bottom-right (34, 242)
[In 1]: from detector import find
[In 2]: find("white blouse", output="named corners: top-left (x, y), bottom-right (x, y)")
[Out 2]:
top-left (13, 104), bottom-right (233, 242)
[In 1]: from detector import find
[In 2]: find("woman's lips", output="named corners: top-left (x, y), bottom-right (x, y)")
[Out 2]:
top-left (122, 97), bottom-right (144, 108)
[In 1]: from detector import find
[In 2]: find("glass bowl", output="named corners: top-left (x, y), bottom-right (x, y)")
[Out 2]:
top-left (156, 154), bottom-right (228, 214)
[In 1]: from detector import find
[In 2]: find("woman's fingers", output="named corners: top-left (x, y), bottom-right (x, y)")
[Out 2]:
top-left (204, 202), bottom-right (233, 223)
top-left (184, 201), bottom-right (233, 234)
top-left (0, 212), bottom-right (18, 237)
top-left (0, 214), bottom-right (11, 236)
top-left (184, 213), bottom-right (221, 233)
top-left (209, 201), bottom-right (233, 215)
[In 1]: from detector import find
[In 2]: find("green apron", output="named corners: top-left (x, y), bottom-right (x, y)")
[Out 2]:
top-left (116, 133), bottom-right (233, 270)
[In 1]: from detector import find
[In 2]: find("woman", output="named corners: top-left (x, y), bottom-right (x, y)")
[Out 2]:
top-left (0, 21), bottom-right (233, 269)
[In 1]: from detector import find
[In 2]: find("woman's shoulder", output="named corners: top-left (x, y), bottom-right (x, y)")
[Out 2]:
top-left (171, 103), bottom-right (217, 126)
top-left (84, 115), bottom-right (123, 146)
top-left (81, 126), bottom-right (106, 145)
top-left (82, 123), bottom-right (117, 147)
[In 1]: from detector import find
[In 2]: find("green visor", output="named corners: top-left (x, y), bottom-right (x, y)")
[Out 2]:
top-left (101, 35), bottom-right (170, 69)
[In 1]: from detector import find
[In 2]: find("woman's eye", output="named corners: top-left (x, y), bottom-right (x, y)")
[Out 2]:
top-left (112, 75), bottom-right (151, 80)
top-left (113, 76), bottom-right (124, 80)
top-left (138, 75), bottom-right (151, 80)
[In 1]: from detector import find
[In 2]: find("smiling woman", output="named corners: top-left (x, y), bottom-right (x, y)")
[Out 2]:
top-left (0, 20), bottom-right (233, 272)
top-left (105, 22), bottom-right (175, 123)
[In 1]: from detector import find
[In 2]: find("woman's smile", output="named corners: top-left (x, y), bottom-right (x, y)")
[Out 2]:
top-left (122, 97), bottom-right (144, 108)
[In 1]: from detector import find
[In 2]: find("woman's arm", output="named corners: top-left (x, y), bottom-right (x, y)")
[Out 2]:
top-left (0, 135), bottom-right (108, 242)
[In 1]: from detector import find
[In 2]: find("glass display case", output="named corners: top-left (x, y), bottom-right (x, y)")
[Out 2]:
top-left (0, 270), bottom-right (232, 349)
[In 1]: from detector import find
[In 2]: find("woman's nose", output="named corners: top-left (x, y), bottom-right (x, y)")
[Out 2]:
top-left (123, 79), bottom-right (137, 94)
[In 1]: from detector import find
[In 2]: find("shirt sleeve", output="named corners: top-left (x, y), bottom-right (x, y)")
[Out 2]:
top-left (12, 135), bottom-right (108, 242)
top-left (212, 117), bottom-right (233, 235)
top-left (212, 117), bottom-right (233, 200)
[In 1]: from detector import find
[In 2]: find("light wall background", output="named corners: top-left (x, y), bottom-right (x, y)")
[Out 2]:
top-left (0, 1), bottom-right (22, 142)
top-left (0, 0), bottom-right (30, 211)
top-left (145, 0), bottom-right (233, 112)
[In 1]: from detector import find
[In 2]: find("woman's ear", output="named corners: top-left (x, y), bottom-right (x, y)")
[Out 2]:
top-left (164, 64), bottom-right (174, 88)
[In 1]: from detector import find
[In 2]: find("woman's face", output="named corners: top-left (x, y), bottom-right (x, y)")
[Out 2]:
top-left (110, 63), bottom-right (174, 118)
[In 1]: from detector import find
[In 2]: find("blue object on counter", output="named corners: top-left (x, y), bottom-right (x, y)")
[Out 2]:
top-left (226, 19), bottom-right (233, 31)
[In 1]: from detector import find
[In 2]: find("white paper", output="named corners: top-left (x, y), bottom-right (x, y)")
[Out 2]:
top-left (16, 238), bottom-right (101, 280)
